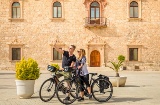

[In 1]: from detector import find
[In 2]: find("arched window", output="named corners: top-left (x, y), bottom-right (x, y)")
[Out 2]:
top-left (90, 1), bottom-right (100, 19)
top-left (12, 2), bottom-right (21, 18)
top-left (130, 1), bottom-right (138, 18)
top-left (53, 2), bottom-right (62, 18)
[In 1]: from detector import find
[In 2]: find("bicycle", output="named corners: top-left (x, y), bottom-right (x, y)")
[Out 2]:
top-left (56, 69), bottom-right (113, 104)
top-left (39, 65), bottom-right (76, 102)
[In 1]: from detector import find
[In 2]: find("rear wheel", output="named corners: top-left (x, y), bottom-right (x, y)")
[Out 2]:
top-left (91, 78), bottom-right (113, 102)
top-left (39, 78), bottom-right (56, 102)
top-left (56, 79), bottom-right (78, 104)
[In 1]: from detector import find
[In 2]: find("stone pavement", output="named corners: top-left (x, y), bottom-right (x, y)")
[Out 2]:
top-left (0, 68), bottom-right (160, 105)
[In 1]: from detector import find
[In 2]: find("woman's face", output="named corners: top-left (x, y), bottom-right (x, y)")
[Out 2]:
top-left (78, 50), bottom-right (81, 56)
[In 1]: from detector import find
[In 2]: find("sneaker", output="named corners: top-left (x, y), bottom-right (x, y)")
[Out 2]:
top-left (88, 94), bottom-right (92, 99)
top-left (78, 97), bottom-right (84, 101)
top-left (63, 96), bottom-right (70, 101)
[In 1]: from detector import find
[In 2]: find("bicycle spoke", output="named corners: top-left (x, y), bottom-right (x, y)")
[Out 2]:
top-left (56, 79), bottom-right (78, 104)
top-left (92, 78), bottom-right (113, 102)
top-left (39, 78), bottom-right (56, 102)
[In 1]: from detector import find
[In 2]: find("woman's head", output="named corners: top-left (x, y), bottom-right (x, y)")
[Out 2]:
top-left (80, 49), bottom-right (86, 57)
top-left (77, 49), bottom-right (85, 60)
top-left (77, 49), bottom-right (81, 56)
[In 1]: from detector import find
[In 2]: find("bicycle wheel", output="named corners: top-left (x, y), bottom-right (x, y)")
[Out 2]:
top-left (39, 78), bottom-right (56, 102)
top-left (91, 78), bottom-right (113, 102)
top-left (56, 79), bottom-right (78, 104)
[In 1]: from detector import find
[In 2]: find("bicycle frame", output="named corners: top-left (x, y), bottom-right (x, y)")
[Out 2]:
top-left (70, 73), bottom-right (96, 95)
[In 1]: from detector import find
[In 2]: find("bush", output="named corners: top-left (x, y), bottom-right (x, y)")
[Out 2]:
top-left (16, 58), bottom-right (40, 80)
top-left (51, 63), bottom-right (60, 70)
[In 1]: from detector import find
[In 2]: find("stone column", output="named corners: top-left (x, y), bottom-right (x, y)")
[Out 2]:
top-left (85, 45), bottom-right (89, 67)
top-left (102, 44), bottom-right (105, 67)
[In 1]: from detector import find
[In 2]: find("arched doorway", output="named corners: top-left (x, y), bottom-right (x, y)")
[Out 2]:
top-left (90, 50), bottom-right (100, 67)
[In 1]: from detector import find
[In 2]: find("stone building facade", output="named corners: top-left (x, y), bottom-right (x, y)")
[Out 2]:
top-left (0, 0), bottom-right (160, 70)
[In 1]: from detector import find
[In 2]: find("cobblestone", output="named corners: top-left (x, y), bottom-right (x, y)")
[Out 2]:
top-left (0, 68), bottom-right (160, 105)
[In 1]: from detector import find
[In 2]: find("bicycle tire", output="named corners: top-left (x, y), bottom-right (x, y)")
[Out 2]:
top-left (91, 78), bottom-right (113, 102)
top-left (39, 78), bottom-right (56, 102)
top-left (56, 79), bottom-right (78, 104)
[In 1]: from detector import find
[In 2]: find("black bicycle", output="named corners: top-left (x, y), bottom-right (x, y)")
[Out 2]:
top-left (39, 65), bottom-right (61, 102)
top-left (56, 70), bottom-right (113, 104)
top-left (39, 65), bottom-right (76, 102)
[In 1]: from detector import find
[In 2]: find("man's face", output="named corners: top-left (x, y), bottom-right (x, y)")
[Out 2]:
top-left (69, 46), bottom-right (75, 53)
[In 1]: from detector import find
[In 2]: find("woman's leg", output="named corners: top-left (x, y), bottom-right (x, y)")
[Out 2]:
top-left (83, 74), bottom-right (92, 98)
top-left (79, 76), bottom-right (85, 98)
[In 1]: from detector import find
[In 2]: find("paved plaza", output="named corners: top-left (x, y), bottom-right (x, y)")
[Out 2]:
top-left (0, 68), bottom-right (160, 105)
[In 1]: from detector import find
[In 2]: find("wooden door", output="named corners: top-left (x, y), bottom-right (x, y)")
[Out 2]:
top-left (90, 50), bottom-right (100, 67)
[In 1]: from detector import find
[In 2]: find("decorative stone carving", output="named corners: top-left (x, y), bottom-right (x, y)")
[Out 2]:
top-left (9, 38), bottom-right (24, 45)
top-left (87, 36), bottom-right (106, 67)
top-left (88, 36), bottom-right (106, 44)
top-left (83, 0), bottom-right (107, 10)
top-left (50, 36), bottom-right (65, 46)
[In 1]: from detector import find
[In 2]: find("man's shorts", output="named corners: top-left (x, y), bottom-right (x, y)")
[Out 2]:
top-left (55, 71), bottom-right (72, 79)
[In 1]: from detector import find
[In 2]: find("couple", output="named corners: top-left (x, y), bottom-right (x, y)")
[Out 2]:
top-left (54, 43), bottom-right (91, 101)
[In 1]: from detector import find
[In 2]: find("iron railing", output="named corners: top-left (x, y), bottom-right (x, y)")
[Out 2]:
top-left (85, 17), bottom-right (107, 26)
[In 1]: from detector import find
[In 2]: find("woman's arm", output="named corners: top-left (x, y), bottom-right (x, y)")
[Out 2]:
top-left (78, 57), bottom-right (86, 69)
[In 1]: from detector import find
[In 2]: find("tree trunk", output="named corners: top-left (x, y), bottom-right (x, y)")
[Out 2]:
top-left (116, 72), bottom-right (120, 77)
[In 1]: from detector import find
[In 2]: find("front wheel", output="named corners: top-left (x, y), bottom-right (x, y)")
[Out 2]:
top-left (56, 79), bottom-right (78, 104)
top-left (39, 78), bottom-right (56, 102)
top-left (91, 78), bottom-right (113, 102)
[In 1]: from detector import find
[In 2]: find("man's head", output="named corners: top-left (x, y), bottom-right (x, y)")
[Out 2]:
top-left (69, 45), bottom-right (76, 53)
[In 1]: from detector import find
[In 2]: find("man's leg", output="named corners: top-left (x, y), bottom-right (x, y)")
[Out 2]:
top-left (63, 72), bottom-right (72, 101)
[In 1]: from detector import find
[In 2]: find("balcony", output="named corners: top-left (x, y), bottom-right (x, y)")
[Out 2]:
top-left (84, 17), bottom-right (107, 28)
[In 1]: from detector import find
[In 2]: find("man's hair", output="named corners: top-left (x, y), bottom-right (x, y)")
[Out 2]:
top-left (71, 45), bottom-right (76, 50)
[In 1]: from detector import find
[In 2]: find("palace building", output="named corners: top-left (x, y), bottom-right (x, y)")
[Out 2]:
top-left (0, 0), bottom-right (160, 70)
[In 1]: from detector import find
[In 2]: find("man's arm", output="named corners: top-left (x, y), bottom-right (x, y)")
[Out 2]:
top-left (70, 61), bottom-right (75, 67)
top-left (70, 56), bottom-right (76, 68)
top-left (53, 41), bottom-right (64, 54)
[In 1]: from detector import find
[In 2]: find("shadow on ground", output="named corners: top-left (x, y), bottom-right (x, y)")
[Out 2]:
top-left (108, 97), bottom-right (151, 103)
top-left (18, 96), bottom-right (151, 105)
top-left (0, 73), bottom-right (15, 75)
top-left (125, 85), bottom-right (140, 87)
top-left (0, 85), bottom-right (16, 89)
top-left (75, 97), bottom-right (151, 104)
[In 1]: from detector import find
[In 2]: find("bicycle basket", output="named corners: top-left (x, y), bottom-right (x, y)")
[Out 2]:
top-left (99, 75), bottom-right (110, 90)
top-left (63, 66), bottom-right (73, 72)
top-left (47, 65), bottom-right (57, 72)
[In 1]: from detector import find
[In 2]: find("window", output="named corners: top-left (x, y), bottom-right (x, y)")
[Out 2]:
top-left (53, 2), bottom-right (62, 18)
top-left (90, 2), bottom-right (100, 19)
top-left (53, 48), bottom-right (62, 60)
top-left (12, 48), bottom-right (21, 60)
top-left (90, 1), bottom-right (100, 24)
top-left (12, 2), bottom-right (21, 18)
top-left (129, 1), bottom-right (138, 18)
top-left (129, 48), bottom-right (138, 61)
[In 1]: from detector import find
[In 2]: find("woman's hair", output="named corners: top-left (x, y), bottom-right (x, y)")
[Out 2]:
top-left (77, 49), bottom-right (86, 60)
top-left (80, 49), bottom-right (86, 57)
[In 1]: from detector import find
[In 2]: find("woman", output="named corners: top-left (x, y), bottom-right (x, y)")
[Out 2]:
top-left (76, 49), bottom-right (92, 101)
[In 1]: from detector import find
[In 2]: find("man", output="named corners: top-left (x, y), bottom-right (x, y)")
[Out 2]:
top-left (54, 41), bottom-right (76, 101)
top-left (54, 42), bottom-right (76, 71)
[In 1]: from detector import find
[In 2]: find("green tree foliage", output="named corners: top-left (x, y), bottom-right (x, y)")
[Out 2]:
top-left (108, 55), bottom-right (125, 77)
